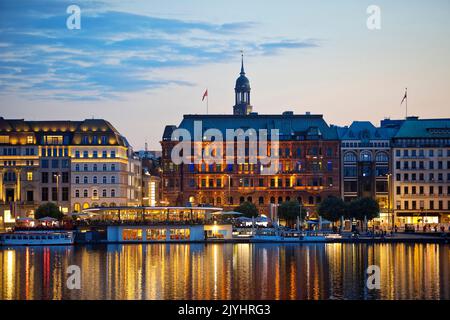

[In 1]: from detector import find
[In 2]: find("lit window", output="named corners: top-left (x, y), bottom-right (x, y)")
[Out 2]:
top-left (27, 172), bottom-right (33, 181)
top-left (26, 136), bottom-right (34, 144)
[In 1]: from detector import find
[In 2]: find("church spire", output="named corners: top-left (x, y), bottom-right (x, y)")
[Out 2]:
top-left (240, 50), bottom-right (245, 75)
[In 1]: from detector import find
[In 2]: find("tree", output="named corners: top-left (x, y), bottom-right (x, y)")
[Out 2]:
top-left (278, 200), bottom-right (307, 228)
top-left (348, 197), bottom-right (380, 221)
top-left (317, 197), bottom-right (347, 223)
top-left (35, 203), bottom-right (64, 220)
top-left (235, 201), bottom-right (258, 218)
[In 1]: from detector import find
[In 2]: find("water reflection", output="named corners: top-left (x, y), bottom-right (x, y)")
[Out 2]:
top-left (0, 243), bottom-right (448, 300)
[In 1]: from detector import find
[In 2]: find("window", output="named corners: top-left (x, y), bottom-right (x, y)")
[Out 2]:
top-left (147, 229), bottom-right (166, 241)
top-left (62, 172), bottom-right (69, 183)
top-left (93, 189), bottom-right (98, 199)
top-left (102, 150), bottom-right (107, 158)
top-left (83, 151), bottom-right (89, 158)
top-left (83, 176), bottom-right (88, 184)
top-left (83, 189), bottom-right (88, 198)
top-left (93, 151), bottom-right (98, 158)
top-left (123, 229), bottom-right (142, 241)
top-left (102, 189), bottom-right (107, 197)
top-left (75, 164), bottom-right (80, 171)
top-left (170, 229), bottom-right (190, 240)
top-left (376, 152), bottom-right (388, 162)
top-left (111, 164), bottom-right (116, 171)
top-left (93, 176), bottom-right (98, 184)
top-left (41, 187), bottom-right (48, 201)
top-left (42, 172), bottom-right (49, 184)
top-left (41, 159), bottom-right (49, 168)
top-left (83, 164), bottom-right (88, 171)
top-left (111, 189), bottom-right (116, 197)
top-left (75, 190), bottom-right (80, 198)
top-left (75, 151), bottom-right (80, 158)
top-left (27, 172), bottom-right (33, 181)
top-left (103, 176), bottom-right (107, 184)
top-left (111, 151), bottom-right (116, 158)
top-left (111, 176), bottom-right (116, 184)
top-left (93, 164), bottom-right (98, 171)
top-left (52, 187), bottom-right (58, 201)
top-left (62, 187), bottom-right (69, 201)
top-left (75, 176), bottom-right (80, 184)
top-left (344, 152), bottom-right (357, 162)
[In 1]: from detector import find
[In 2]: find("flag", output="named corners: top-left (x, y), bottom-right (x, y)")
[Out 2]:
top-left (202, 89), bottom-right (208, 102)
top-left (401, 89), bottom-right (407, 104)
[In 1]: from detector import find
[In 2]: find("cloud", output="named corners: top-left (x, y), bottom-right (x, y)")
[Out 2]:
top-left (0, 0), bottom-right (319, 101)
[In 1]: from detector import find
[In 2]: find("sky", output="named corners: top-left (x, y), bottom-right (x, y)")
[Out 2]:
top-left (0, 0), bottom-right (449, 150)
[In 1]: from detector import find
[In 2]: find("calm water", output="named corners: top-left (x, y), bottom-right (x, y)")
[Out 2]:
top-left (0, 243), bottom-right (449, 300)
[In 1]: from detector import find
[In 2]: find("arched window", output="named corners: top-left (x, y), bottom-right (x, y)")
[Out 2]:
top-left (75, 190), bottom-right (80, 198)
top-left (93, 176), bottom-right (98, 184)
top-left (286, 196), bottom-right (291, 202)
top-left (83, 176), bottom-right (88, 184)
top-left (103, 164), bottom-right (107, 171)
top-left (111, 189), bottom-right (116, 197)
top-left (102, 189), bottom-right (107, 197)
top-left (297, 196), bottom-right (302, 204)
top-left (111, 176), bottom-right (116, 184)
top-left (216, 197), bottom-right (222, 205)
top-left (73, 203), bottom-right (81, 212)
top-left (308, 196), bottom-right (314, 204)
top-left (344, 152), bottom-right (357, 162)
top-left (375, 152), bottom-right (389, 163)
top-left (75, 176), bottom-right (80, 184)
top-left (83, 189), bottom-right (88, 198)
top-left (82, 202), bottom-right (89, 209)
top-left (75, 164), bottom-right (80, 171)
top-left (93, 164), bottom-right (98, 171)
top-left (93, 189), bottom-right (98, 198)
top-left (360, 151), bottom-right (372, 162)
top-left (240, 197), bottom-right (245, 203)
top-left (270, 197), bottom-right (275, 204)
top-left (103, 176), bottom-right (107, 184)
top-left (247, 196), bottom-right (252, 203)
top-left (259, 197), bottom-right (264, 205)
top-left (278, 197), bottom-right (282, 203)
top-left (111, 164), bottom-right (116, 171)
top-left (83, 164), bottom-right (88, 171)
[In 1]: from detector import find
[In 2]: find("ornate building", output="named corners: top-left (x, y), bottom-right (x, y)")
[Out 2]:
top-left (0, 118), bottom-right (141, 228)
top-left (392, 117), bottom-right (450, 226)
top-left (337, 121), bottom-right (400, 225)
top-left (161, 58), bottom-right (341, 215)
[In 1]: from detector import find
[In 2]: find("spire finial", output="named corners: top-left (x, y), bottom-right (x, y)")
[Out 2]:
top-left (240, 50), bottom-right (245, 75)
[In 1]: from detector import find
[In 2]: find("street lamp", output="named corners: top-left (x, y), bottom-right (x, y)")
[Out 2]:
top-left (386, 173), bottom-right (393, 230)
top-left (53, 173), bottom-right (61, 210)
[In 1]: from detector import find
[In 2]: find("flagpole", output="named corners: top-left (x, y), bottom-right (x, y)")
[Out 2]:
top-left (405, 87), bottom-right (408, 118)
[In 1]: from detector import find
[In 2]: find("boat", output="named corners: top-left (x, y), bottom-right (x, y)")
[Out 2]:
top-left (0, 231), bottom-right (75, 246)
top-left (251, 228), bottom-right (329, 242)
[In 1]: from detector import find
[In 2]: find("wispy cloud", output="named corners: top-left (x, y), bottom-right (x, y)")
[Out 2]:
top-left (0, 0), bottom-right (319, 100)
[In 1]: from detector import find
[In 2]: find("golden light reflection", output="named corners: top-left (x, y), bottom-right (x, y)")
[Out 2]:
top-left (0, 243), bottom-right (449, 300)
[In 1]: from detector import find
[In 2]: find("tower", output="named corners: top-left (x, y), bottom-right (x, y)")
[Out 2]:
top-left (233, 53), bottom-right (253, 115)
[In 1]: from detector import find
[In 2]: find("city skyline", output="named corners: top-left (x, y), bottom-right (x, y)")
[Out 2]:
top-left (0, 0), bottom-right (449, 151)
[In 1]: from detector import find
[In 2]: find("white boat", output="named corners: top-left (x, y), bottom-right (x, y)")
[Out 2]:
top-left (0, 231), bottom-right (75, 246)
top-left (251, 229), bottom-right (329, 242)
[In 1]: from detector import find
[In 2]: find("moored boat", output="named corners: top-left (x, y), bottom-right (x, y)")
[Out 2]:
top-left (0, 231), bottom-right (74, 246)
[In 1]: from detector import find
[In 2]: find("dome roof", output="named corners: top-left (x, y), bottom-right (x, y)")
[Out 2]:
top-left (235, 74), bottom-right (250, 90)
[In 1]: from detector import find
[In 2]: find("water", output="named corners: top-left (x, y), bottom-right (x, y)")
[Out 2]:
top-left (0, 243), bottom-right (449, 300)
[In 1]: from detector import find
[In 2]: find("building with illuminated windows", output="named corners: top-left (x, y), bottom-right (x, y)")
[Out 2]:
top-left (337, 121), bottom-right (400, 226)
top-left (0, 117), bottom-right (141, 228)
top-left (391, 117), bottom-right (450, 227)
top-left (160, 58), bottom-right (341, 216)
